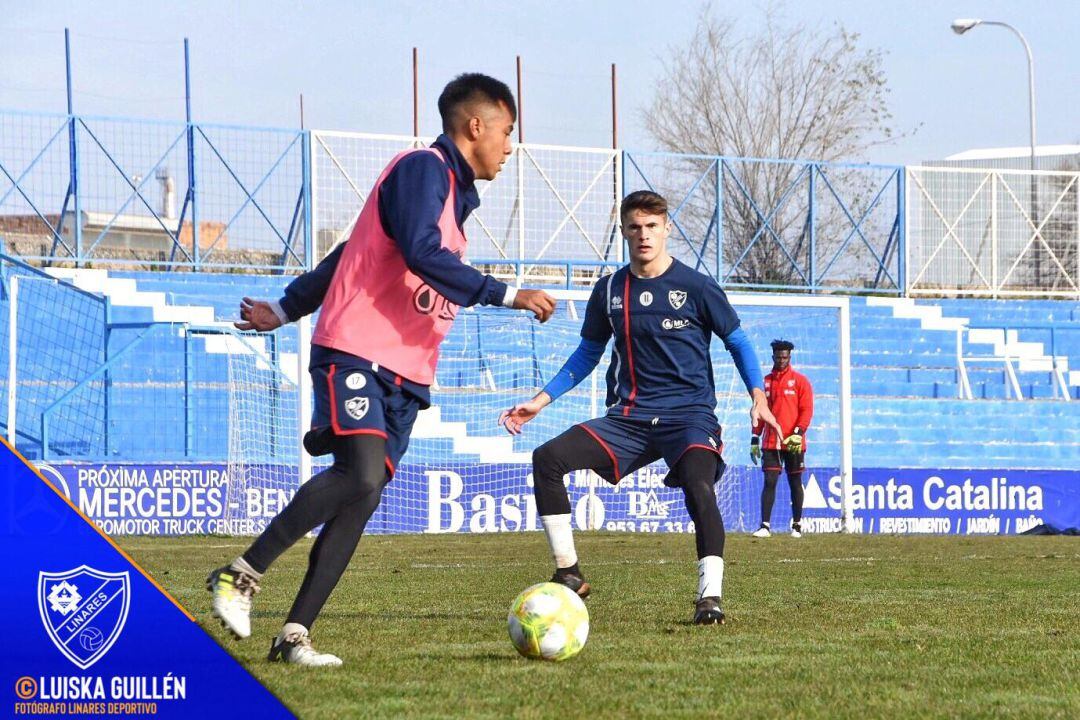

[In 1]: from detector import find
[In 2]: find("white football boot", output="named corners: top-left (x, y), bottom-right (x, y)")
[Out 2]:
top-left (207, 565), bottom-right (260, 639)
top-left (268, 630), bottom-right (343, 667)
top-left (791, 522), bottom-right (803, 539)
top-left (751, 524), bottom-right (771, 538)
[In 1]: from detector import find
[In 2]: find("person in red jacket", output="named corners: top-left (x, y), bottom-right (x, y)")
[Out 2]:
top-left (750, 339), bottom-right (814, 538)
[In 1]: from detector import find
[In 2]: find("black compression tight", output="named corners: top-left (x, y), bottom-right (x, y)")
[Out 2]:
top-left (761, 470), bottom-right (805, 525)
top-left (241, 434), bottom-right (388, 629)
top-left (531, 426), bottom-right (614, 517)
top-left (670, 449), bottom-right (725, 559)
top-left (532, 428), bottom-right (725, 559)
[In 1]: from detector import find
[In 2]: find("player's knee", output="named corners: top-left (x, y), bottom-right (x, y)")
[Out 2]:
top-left (532, 440), bottom-right (568, 477)
top-left (682, 474), bottom-right (716, 505)
top-left (763, 473), bottom-right (780, 489)
top-left (334, 435), bottom-right (389, 498)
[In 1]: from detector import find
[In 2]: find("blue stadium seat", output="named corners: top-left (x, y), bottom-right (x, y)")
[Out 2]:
top-left (17, 270), bottom-right (1080, 470)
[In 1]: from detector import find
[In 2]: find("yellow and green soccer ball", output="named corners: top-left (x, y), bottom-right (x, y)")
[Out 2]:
top-left (507, 582), bottom-right (589, 661)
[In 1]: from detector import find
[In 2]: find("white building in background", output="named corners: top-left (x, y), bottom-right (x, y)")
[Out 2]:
top-left (923, 144), bottom-right (1080, 171)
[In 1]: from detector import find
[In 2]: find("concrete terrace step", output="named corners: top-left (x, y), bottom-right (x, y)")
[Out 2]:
top-left (44, 267), bottom-right (299, 384)
top-left (411, 406), bottom-right (530, 464)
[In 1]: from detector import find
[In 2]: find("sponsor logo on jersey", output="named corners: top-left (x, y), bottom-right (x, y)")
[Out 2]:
top-left (345, 372), bottom-right (367, 390)
top-left (661, 318), bottom-right (691, 330)
top-left (639, 291), bottom-right (653, 306)
top-left (345, 396), bottom-right (370, 420)
top-left (788, 379), bottom-right (796, 387)
top-left (38, 566), bottom-right (130, 669)
top-left (668, 290), bottom-right (687, 309)
top-left (610, 295), bottom-right (623, 310)
top-left (413, 284), bottom-right (458, 321)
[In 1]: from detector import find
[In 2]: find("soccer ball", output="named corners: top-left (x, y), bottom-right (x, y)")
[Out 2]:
top-left (507, 582), bottom-right (589, 661)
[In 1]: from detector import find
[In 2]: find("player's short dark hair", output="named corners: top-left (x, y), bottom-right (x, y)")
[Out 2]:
top-left (438, 73), bottom-right (517, 133)
top-left (771, 339), bottom-right (795, 353)
top-left (620, 190), bottom-right (668, 221)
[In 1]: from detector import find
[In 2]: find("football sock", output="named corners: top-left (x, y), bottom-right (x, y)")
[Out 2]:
top-left (230, 556), bottom-right (263, 580)
top-left (698, 555), bottom-right (724, 600)
top-left (278, 622), bottom-right (308, 642)
top-left (541, 514), bottom-right (578, 569)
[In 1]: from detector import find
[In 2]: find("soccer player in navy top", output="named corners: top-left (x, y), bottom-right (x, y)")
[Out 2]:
top-left (500, 190), bottom-right (781, 625)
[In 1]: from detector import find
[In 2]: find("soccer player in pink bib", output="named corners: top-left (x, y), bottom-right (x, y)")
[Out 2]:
top-left (208, 74), bottom-right (555, 666)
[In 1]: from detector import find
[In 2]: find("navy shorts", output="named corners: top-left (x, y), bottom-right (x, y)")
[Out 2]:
top-left (576, 414), bottom-right (726, 485)
top-left (762, 449), bottom-right (805, 474)
top-left (309, 356), bottom-right (420, 478)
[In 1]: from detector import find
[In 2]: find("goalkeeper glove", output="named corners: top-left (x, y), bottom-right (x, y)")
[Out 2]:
top-left (783, 429), bottom-right (803, 453)
top-left (750, 436), bottom-right (761, 465)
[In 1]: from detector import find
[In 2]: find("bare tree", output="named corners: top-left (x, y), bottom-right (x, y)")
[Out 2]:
top-left (641, 6), bottom-right (908, 288)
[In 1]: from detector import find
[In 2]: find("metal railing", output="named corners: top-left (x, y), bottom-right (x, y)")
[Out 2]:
top-left (956, 321), bottom-right (1076, 401)
top-left (6, 108), bottom-right (1080, 299)
top-left (0, 110), bottom-right (310, 272)
top-left (623, 152), bottom-right (904, 293)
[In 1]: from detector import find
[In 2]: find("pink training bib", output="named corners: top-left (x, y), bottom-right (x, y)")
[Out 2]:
top-left (311, 148), bottom-right (466, 385)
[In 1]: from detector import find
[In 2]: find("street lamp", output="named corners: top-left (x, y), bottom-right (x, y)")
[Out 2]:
top-left (951, 18), bottom-right (1037, 172)
top-left (952, 18), bottom-right (1041, 288)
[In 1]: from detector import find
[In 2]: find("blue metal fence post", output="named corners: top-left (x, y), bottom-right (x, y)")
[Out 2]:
top-left (715, 158), bottom-right (723, 283)
top-left (184, 38), bottom-right (199, 270)
top-left (897, 167), bottom-right (907, 296)
top-left (184, 327), bottom-right (193, 457)
top-left (302, 130), bottom-right (313, 270)
top-left (65, 29), bottom-right (82, 267)
top-left (807, 163), bottom-right (816, 291)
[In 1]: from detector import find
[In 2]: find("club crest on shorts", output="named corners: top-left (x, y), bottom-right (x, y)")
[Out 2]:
top-left (668, 290), bottom-right (687, 309)
top-left (345, 372), bottom-right (367, 390)
top-left (639, 291), bottom-right (653, 306)
top-left (345, 396), bottom-right (369, 421)
top-left (38, 566), bottom-right (130, 669)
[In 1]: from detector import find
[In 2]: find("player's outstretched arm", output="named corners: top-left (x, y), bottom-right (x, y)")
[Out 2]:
top-left (235, 242), bottom-right (347, 331)
top-left (235, 297), bottom-right (284, 332)
top-left (498, 336), bottom-right (606, 434)
top-left (499, 392), bottom-right (552, 435)
top-left (751, 388), bottom-right (784, 442)
top-left (509, 288), bottom-right (556, 323)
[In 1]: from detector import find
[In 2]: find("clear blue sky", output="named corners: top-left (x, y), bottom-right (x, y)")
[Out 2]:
top-left (2, 0), bottom-right (1076, 164)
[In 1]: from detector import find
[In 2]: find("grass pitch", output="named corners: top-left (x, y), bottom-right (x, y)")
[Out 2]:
top-left (122, 532), bottom-right (1079, 719)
